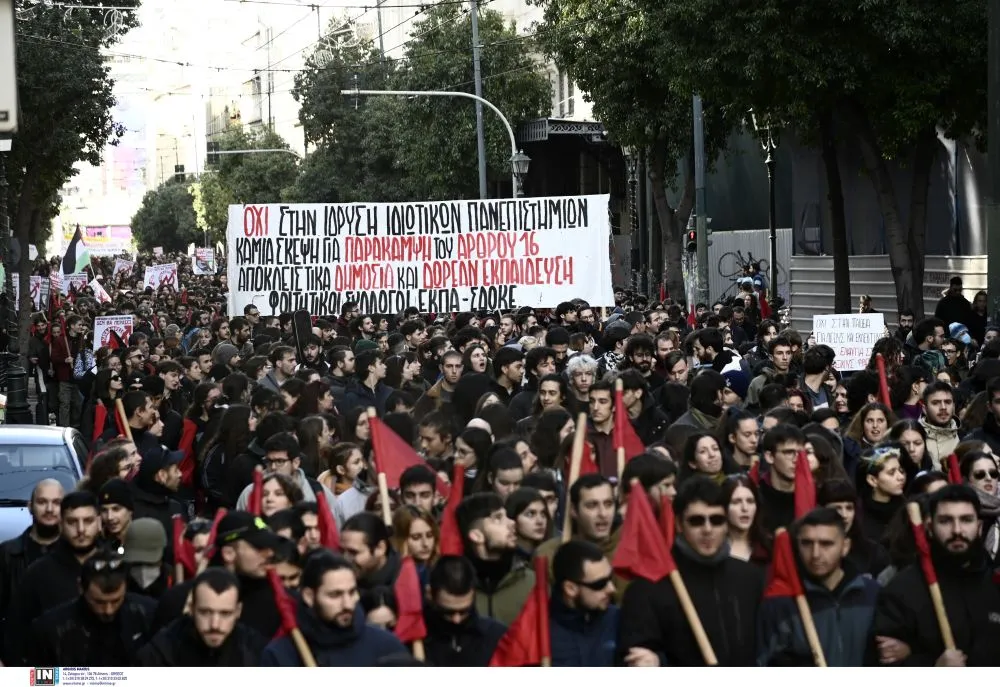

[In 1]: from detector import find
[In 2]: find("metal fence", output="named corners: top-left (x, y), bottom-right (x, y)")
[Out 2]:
top-left (707, 227), bottom-right (793, 304)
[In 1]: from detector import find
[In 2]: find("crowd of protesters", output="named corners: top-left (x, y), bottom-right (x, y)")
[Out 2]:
top-left (0, 253), bottom-right (997, 668)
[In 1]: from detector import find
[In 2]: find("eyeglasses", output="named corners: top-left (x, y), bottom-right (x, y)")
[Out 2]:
top-left (264, 457), bottom-right (291, 468)
top-left (684, 514), bottom-right (727, 528)
top-left (972, 469), bottom-right (999, 480)
top-left (110, 375), bottom-right (121, 381)
top-left (574, 574), bottom-right (614, 591)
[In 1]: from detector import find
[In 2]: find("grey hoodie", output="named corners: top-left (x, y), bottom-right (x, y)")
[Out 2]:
top-left (235, 467), bottom-right (338, 520)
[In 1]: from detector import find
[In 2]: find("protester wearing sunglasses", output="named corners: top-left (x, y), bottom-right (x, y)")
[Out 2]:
top-left (549, 540), bottom-right (619, 667)
top-left (959, 451), bottom-right (1000, 559)
top-left (618, 476), bottom-right (764, 667)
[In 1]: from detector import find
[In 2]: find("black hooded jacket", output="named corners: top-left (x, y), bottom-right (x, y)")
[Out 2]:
top-left (135, 615), bottom-right (266, 666)
top-left (422, 603), bottom-right (506, 666)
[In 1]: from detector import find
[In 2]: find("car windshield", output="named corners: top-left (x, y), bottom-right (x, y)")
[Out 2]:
top-left (0, 444), bottom-right (78, 503)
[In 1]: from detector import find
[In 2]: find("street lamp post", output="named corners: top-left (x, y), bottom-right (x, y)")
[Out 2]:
top-left (750, 110), bottom-right (778, 301)
top-left (622, 145), bottom-right (640, 294)
top-left (344, 89), bottom-right (530, 198)
top-left (0, 139), bottom-right (30, 424)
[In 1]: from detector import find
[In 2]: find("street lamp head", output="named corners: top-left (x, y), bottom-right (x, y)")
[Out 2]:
top-left (622, 144), bottom-right (637, 160)
top-left (511, 150), bottom-right (531, 177)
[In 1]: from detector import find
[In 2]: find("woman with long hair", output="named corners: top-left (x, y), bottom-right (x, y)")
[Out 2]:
top-left (384, 353), bottom-right (429, 398)
top-left (293, 380), bottom-right (335, 419)
top-left (391, 505), bottom-right (439, 584)
top-left (462, 344), bottom-right (489, 375)
top-left (817, 479), bottom-right (891, 577)
top-left (471, 447), bottom-right (524, 502)
top-left (681, 432), bottom-right (734, 484)
top-left (959, 450), bottom-right (1000, 559)
top-left (515, 373), bottom-right (569, 436)
top-left (199, 404), bottom-right (255, 510)
top-left (258, 473), bottom-right (304, 517)
top-left (454, 426), bottom-right (493, 482)
top-left (505, 487), bottom-right (551, 560)
top-left (844, 402), bottom-right (896, 449)
top-left (887, 419), bottom-right (932, 484)
top-left (317, 442), bottom-right (366, 497)
top-left (857, 445), bottom-right (907, 543)
top-left (529, 407), bottom-right (574, 471)
top-left (296, 415), bottom-right (329, 478)
top-left (343, 406), bottom-right (371, 447)
top-left (721, 475), bottom-right (770, 565)
top-left (717, 408), bottom-right (759, 471)
top-left (82, 367), bottom-right (125, 446)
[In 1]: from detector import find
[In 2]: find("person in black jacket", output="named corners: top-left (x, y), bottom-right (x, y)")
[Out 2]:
top-left (130, 445), bottom-right (185, 563)
top-left (261, 550), bottom-right (405, 666)
top-left (618, 369), bottom-right (671, 446)
top-left (136, 568), bottom-right (266, 666)
top-left (2, 490), bottom-right (103, 666)
top-left (122, 518), bottom-right (171, 600)
top-left (758, 424), bottom-right (807, 534)
top-left (550, 540), bottom-right (620, 667)
top-left (618, 476), bottom-right (764, 666)
top-left (0, 479), bottom-right (63, 633)
top-left (26, 547), bottom-right (156, 667)
top-left (872, 485), bottom-right (1000, 666)
top-left (422, 555), bottom-right (506, 667)
top-left (152, 511), bottom-right (285, 639)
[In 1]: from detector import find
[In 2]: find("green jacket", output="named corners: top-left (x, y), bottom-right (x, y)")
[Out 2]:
top-left (475, 557), bottom-right (535, 626)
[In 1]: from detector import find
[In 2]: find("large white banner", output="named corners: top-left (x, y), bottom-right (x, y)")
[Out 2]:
top-left (226, 196), bottom-right (614, 316)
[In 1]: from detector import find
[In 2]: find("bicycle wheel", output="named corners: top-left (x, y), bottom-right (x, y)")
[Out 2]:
top-left (717, 252), bottom-right (744, 280)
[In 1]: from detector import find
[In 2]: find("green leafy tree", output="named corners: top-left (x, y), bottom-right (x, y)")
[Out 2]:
top-left (530, 0), bottom-right (733, 299)
top-left (189, 173), bottom-right (231, 246)
top-left (208, 126), bottom-right (299, 203)
top-left (131, 180), bottom-right (200, 252)
top-left (291, 6), bottom-right (550, 202)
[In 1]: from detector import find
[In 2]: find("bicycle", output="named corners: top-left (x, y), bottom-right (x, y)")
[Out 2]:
top-left (718, 250), bottom-right (767, 281)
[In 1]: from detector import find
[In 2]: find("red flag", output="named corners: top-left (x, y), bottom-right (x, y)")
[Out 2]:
top-left (113, 403), bottom-right (127, 438)
top-left (313, 489), bottom-right (341, 551)
top-left (249, 469), bottom-right (263, 515)
top-left (202, 507), bottom-right (228, 560)
top-left (687, 304), bottom-right (697, 328)
top-left (267, 568), bottom-right (301, 640)
top-left (369, 413), bottom-right (450, 498)
top-left (759, 293), bottom-right (772, 319)
top-left (613, 482), bottom-right (676, 582)
top-left (178, 419), bottom-right (198, 489)
top-left (763, 529), bottom-right (804, 598)
top-left (909, 517), bottom-right (939, 586)
top-left (659, 283), bottom-right (666, 301)
top-left (659, 494), bottom-right (675, 551)
top-left (875, 353), bottom-right (892, 407)
top-left (748, 459), bottom-right (761, 486)
top-left (613, 386), bottom-right (645, 460)
top-left (489, 557), bottom-right (551, 666)
top-left (794, 449), bottom-right (816, 519)
top-left (946, 453), bottom-right (962, 485)
top-left (393, 556), bottom-right (427, 644)
top-left (93, 402), bottom-right (108, 447)
top-left (562, 441), bottom-right (599, 486)
top-left (172, 514), bottom-right (197, 579)
top-left (438, 462), bottom-right (465, 556)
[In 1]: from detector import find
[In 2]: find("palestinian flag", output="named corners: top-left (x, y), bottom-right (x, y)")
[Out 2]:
top-left (62, 226), bottom-right (90, 276)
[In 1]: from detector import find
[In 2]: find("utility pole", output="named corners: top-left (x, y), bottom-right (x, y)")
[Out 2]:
top-left (693, 94), bottom-right (709, 306)
top-left (469, 0), bottom-right (487, 199)
top-left (376, 0), bottom-right (385, 58)
top-left (988, 0), bottom-right (1000, 325)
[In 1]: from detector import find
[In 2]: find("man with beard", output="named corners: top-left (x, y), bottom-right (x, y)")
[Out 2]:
top-left (920, 382), bottom-right (961, 471)
top-left (550, 540), bottom-right (620, 667)
top-left (692, 327), bottom-right (744, 375)
top-left (622, 335), bottom-right (665, 393)
top-left (152, 512), bottom-right (284, 638)
top-left (535, 475), bottom-right (620, 584)
top-left (261, 550), bottom-right (406, 666)
top-left (894, 309), bottom-right (915, 344)
top-left (422, 555), bottom-right (506, 666)
top-left (872, 485), bottom-right (1000, 666)
top-left (757, 508), bottom-right (880, 666)
top-left (25, 548), bottom-right (156, 667)
top-left (455, 493), bottom-right (535, 626)
top-left (3, 490), bottom-right (103, 665)
top-left (136, 568), bottom-right (266, 666)
top-left (618, 477), bottom-right (764, 666)
top-left (98, 478), bottom-right (134, 547)
top-left (300, 335), bottom-right (330, 376)
top-left (340, 513), bottom-right (402, 591)
top-left (0, 479), bottom-right (63, 633)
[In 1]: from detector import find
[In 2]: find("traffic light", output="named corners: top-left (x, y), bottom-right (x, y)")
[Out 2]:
top-left (686, 229), bottom-right (697, 252)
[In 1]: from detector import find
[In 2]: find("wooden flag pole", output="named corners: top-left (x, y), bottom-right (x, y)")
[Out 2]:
top-left (366, 407), bottom-right (394, 527)
top-left (114, 398), bottom-right (133, 441)
top-left (291, 628), bottom-right (318, 667)
top-left (667, 570), bottom-right (718, 666)
top-left (560, 413), bottom-right (588, 543)
top-left (773, 528), bottom-right (827, 666)
top-left (906, 502), bottom-right (956, 650)
top-left (614, 377), bottom-right (626, 483)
